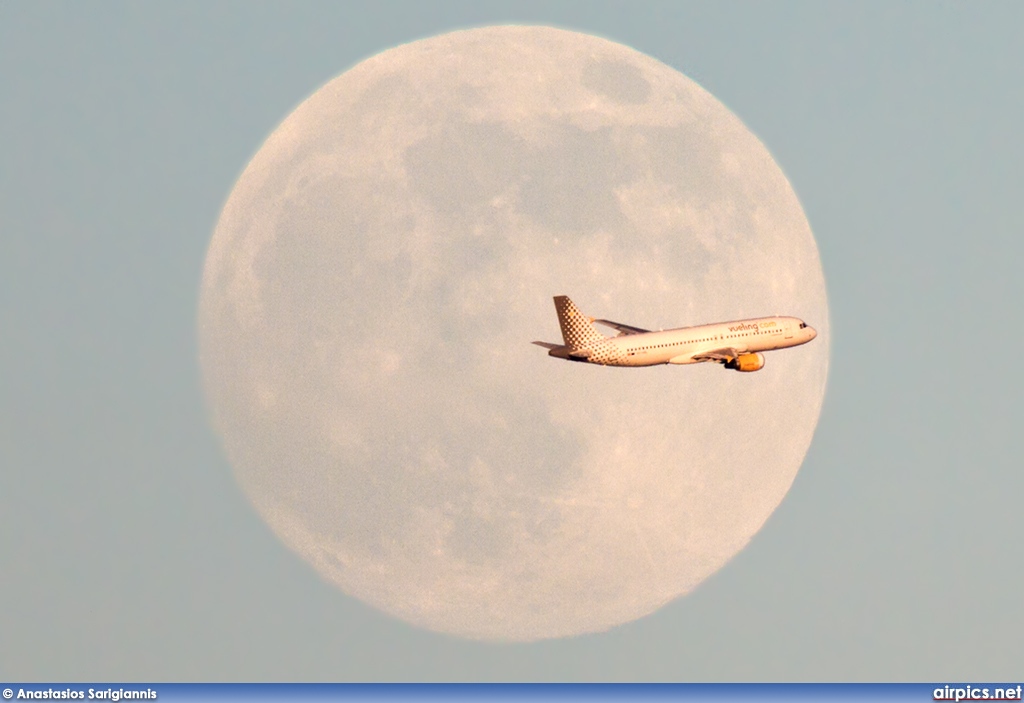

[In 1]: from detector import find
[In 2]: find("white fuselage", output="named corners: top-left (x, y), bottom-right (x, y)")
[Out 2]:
top-left (573, 316), bottom-right (816, 367)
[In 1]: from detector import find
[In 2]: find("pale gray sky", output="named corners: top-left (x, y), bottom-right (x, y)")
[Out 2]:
top-left (2, 1), bottom-right (1022, 681)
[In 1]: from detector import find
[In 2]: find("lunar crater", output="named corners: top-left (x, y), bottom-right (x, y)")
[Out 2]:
top-left (581, 59), bottom-right (653, 105)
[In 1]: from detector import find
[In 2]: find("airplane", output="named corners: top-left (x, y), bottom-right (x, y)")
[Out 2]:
top-left (533, 295), bottom-right (817, 371)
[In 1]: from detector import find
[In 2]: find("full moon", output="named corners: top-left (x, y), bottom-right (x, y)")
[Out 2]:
top-left (199, 26), bottom-right (829, 641)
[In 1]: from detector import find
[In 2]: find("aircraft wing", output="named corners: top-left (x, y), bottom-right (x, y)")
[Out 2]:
top-left (691, 347), bottom-right (741, 364)
top-left (593, 319), bottom-right (650, 336)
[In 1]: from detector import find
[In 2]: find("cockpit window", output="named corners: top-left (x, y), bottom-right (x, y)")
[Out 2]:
top-left (799, 322), bottom-right (806, 328)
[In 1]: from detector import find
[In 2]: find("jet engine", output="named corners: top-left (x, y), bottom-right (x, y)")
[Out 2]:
top-left (726, 352), bottom-right (765, 372)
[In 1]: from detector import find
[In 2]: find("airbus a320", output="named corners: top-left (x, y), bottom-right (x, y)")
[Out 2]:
top-left (533, 296), bottom-right (817, 372)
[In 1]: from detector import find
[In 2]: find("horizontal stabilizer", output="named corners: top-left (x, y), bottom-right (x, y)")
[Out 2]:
top-left (533, 341), bottom-right (572, 359)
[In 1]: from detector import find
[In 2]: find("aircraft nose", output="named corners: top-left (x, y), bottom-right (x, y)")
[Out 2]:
top-left (808, 326), bottom-right (817, 340)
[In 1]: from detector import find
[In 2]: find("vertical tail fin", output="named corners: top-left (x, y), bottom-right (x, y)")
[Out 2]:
top-left (553, 296), bottom-right (607, 350)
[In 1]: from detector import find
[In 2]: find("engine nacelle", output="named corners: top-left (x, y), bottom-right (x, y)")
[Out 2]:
top-left (726, 352), bottom-right (765, 372)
